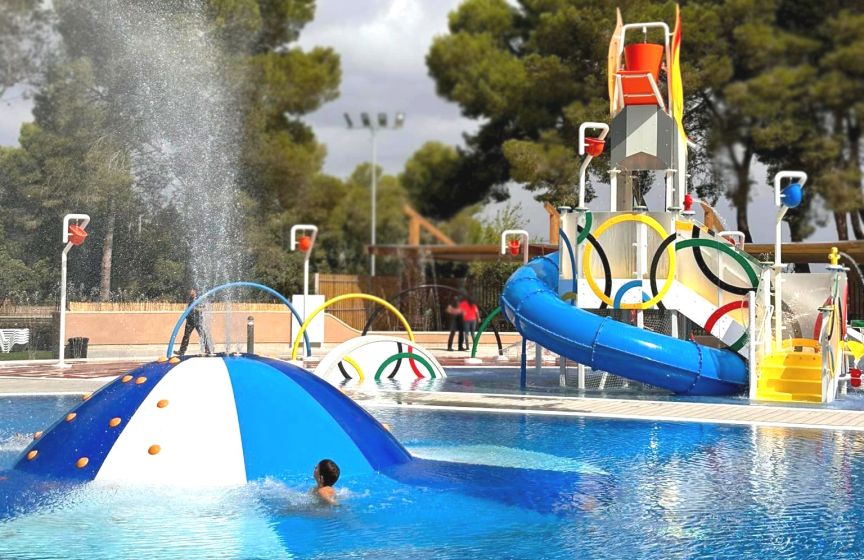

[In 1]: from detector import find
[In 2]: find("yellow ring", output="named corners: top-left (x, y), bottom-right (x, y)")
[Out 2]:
top-left (582, 214), bottom-right (676, 310)
top-left (341, 355), bottom-right (365, 382)
top-left (290, 294), bottom-right (415, 360)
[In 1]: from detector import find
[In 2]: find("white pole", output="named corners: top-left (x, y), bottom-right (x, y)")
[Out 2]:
top-left (771, 171), bottom-right (807, 350)
top-left (56, 213), bottom-right (90, 368)
top-left (290, 225), bottom-right (318, 323)
top-left (748, 290), bottom-right (757, 399)
top-left (58, 246), bottom-right (70, 368)
top-left (774, 207), bottom-right (787, 350)
top-left (370, 128), bottom-right (378, 277)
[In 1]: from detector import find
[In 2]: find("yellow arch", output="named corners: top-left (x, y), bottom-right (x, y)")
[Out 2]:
top-left (341, 355), bottom-right (365, 382)
top-left (291, 293), bottom-right (415, 359)
top-left (582, 213), bottom-right (676, 310)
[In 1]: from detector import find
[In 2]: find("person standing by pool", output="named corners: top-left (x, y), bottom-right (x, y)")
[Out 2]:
top-left (177, 288), bottom-right (213, 356)
top-left (446, 296), bottom-right (466, 351)
top-left (458, 296), bottom-right (480, 349)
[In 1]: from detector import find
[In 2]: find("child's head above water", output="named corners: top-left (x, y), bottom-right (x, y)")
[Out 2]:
top-left (314, 459), bottom-right (340, 487)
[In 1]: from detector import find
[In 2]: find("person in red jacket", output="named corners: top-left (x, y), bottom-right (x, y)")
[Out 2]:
top-left (458, 296), bottom-right (480, 349)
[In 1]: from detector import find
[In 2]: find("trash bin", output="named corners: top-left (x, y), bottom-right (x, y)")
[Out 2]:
top-left (65, 337), bottom-right (89, 359)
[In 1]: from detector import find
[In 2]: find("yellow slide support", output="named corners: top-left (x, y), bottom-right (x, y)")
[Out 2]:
top-left (291, 294), bottom-right (415, 360)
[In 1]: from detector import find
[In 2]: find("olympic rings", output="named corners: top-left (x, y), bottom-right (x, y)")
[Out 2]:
top-left (582, 213), bottom-right (676, 310)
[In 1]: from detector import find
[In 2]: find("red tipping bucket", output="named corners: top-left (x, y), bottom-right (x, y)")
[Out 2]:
top-left (298, 235), bottom-right (312, 252)
top-left (508, 238), bottom-right (521, 256)
top-left (584, 137), bottom-right (605, 157)
top-left (624, 43), bottom-right (664, 82)
top-left (68, 224), bottom-right (88, 246)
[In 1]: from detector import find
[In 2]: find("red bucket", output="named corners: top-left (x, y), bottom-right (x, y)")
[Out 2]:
top-left (68, 224), bottom-right (88, 246)
top-left (298, 235), bottom-right (312, 252)
top-left (584, 137), bottom-right (605, 157)
top-left (624, 43), bottom-right (664, 82)
top-left (508, 238), bottom-right (521, 256)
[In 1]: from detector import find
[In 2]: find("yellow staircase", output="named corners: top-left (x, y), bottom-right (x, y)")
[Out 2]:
top-left (756, 347), bottom-right (823, 403)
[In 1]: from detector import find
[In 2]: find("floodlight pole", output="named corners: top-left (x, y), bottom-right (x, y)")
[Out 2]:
top-left (57, 214), bottom-right (91, 368)
top-left (345, 112), bottom-right (405, 276)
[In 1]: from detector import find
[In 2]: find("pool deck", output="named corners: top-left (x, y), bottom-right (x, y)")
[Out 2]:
top-left (5, 357), bottom-right (864, 431)
top-left (348, 389), bottom-right (864, 432)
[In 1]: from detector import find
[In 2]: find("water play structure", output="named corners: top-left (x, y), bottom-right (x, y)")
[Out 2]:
top-left (501, 7), bottom-right (856, 402)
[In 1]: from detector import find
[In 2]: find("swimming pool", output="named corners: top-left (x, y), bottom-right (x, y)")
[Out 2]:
top-left (2, 394), bottom-right (864, 559)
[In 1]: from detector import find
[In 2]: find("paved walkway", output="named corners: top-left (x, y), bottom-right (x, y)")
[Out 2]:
top-left (5, 355), bottom-right (864, 431)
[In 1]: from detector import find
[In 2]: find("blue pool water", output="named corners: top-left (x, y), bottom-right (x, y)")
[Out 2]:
top-left (2, 394), bottom-right (864, 558)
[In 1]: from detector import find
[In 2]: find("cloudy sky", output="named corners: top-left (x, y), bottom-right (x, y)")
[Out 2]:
top-left (0, 0), bottom-right (836, 244)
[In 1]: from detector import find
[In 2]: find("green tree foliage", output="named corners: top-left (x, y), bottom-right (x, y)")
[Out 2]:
top-left (401, 141), bottom-right (462, 219)
top-left (0, 1), bottom-right (343, 302)
top-left (427, 0), bottom-right (673, 211)
top-left (0, 0), bottom-right (52, 98)
top-left (428, 0), bottom-right (864, 242)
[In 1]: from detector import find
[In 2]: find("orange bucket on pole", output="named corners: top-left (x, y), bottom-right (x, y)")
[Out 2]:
top-left (623, 43), bottom-right (664, 82)
top-left (68, 224), bottom-right (88, 246)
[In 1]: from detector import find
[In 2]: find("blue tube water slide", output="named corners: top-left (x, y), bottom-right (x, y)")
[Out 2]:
top-left (500, 253), bottom-right (748, 395)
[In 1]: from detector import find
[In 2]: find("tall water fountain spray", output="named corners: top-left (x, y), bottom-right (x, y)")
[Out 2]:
top-left (55, 0), bottom-right (245, 347)
top-left (60, 0), bottom-right (248, 345)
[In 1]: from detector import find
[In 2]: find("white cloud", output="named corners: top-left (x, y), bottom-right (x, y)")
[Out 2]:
top-left (0, 87), bottom-right (34, 147)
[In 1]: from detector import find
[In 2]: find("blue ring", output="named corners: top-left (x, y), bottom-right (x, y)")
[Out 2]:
top-left (612, 280), bottom-right (650, 309)
top-left (558, 228), bottom-right (578, 296)
top-left (165, 282), bottom-right (311, 358)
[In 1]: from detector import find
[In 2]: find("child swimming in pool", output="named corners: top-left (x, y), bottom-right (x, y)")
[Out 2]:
top-left (312, 459), bottom-right (340, 505)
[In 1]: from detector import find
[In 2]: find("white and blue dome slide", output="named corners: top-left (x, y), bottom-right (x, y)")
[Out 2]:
top-left (13, 355), bottom-right (411, 485)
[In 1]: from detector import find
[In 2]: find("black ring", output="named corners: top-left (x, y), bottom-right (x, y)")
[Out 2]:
top-left (337, 361), bottom-right (352, 380)
top-left (649, 233), bottom-right (679, 312)
top-left (691, 226), bottom-right (752, 296)
top-left (578, 226), bottom-right (612, 310)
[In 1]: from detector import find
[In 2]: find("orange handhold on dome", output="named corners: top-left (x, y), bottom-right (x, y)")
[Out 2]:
top-left (76, 457), bottom-right (89, 468)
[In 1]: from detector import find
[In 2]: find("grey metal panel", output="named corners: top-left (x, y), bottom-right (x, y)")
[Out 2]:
top-left (609, 106), bottom-right (677, 171)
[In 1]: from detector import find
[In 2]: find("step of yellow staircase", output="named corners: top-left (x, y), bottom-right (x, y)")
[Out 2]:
top-left (756, 350), bottom-right (823, 403)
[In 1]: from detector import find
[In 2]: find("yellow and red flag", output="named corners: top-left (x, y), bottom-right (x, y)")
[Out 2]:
top-left (607, 8), bottom-right (623, 115)
top-left (670, 4), bottom-right (686, 145)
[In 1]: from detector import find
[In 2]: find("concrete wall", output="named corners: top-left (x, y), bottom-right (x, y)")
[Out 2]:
top-left (64, 311), bottom-right (520, 358)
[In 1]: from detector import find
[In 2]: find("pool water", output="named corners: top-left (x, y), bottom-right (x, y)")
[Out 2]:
top-left (2, 395), bottom-right (864, 559)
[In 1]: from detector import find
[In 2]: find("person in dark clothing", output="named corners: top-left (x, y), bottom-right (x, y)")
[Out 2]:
top-left (446, 296), bottom-right (466, 351)
top-left (177, 288), bottom-right (213, 356)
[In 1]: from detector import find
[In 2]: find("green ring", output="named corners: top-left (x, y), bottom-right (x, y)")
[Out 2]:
top-left (575, 210), bottom-right (593, 245)
top-left (471, 306), bottom-right (503, 358)
top-left (375, 352), bottom-right (436, 380)
top-left (676, 238), bottom-right (759, 287)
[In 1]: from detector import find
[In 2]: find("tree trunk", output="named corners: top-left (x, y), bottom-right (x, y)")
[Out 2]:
top-left (730, 149), bottom-right (754, 242)
top-left (99, 204), bottom-right (116, 301)
top-left (834, 211), bottom-right (849, 241)
top-left (851, 211), bottom-right (864, 240)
